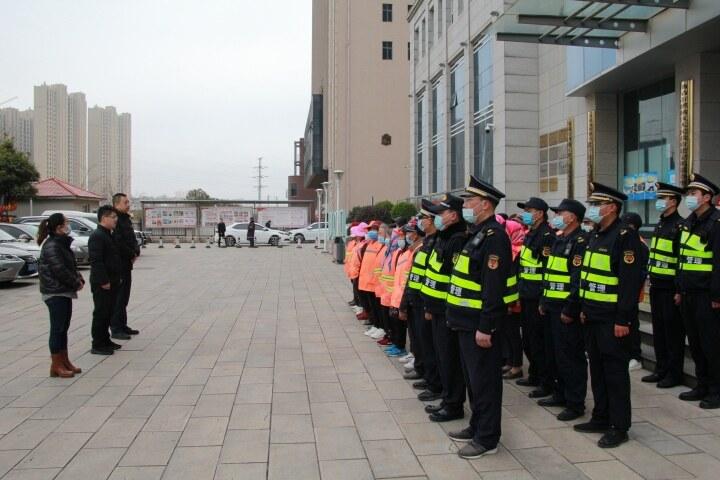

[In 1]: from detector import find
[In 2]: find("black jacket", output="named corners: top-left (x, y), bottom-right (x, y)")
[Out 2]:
top-left (400, 234), bottom-right (436, 310)
top-left (217, 222), bottom-right (226, 234)
top-left (676, 207), bottom-right (720, 299)
top-left (519, 221), bottom-right (555, 300)
top-left (539, 227), bottom-right (587, 320)
top-left (39, 235), bottom-right (84, 295)
top-left (114, 211), bottom-right (139, 269)
top-left (421, 220), bottom-right (468, 315)
top-left (247, 221), bottom-right (256, 239)
top-left (89, 225), bottom-right (122, 288)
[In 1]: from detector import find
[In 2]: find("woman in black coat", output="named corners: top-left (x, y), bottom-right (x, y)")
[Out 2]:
top-left (38, 213), bottom-right (85, 378)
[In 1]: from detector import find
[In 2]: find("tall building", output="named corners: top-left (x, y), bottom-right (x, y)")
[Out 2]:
top-left (33, 83), bottom-right (68, 180)
top-left (0, 107), bottom-right (33, 161)
top-left (67, 92), bottom-right (87, 189)
top-left (88, 105), bottom-right (118, 200)
top-left (306, 0), bottom-right (411, 211)
top-left (118, 113), bottom-right (132, 195)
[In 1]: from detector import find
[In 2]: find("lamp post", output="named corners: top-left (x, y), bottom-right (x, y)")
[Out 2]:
top-left (321, 181), bottom-right (330, 252)
top-left (333, 170), bottom-right (344, 214)
top-left (315, 188), bottom-right (323, 250)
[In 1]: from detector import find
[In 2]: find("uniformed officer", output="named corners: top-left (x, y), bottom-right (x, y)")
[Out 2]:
top-left (420, 194), bottom-right (468, 422)
top-left (642, 182), bottom-right (685, 388)
top-left (574, 182), bottom-right (644, 448)
top-left (676, 173), bottom-right (720, 409)
top-left (539, 199), bottom-right (588, 421)
top-left (445, 175), bottom-right (514, 459)
top-left (516, 197), bottom-right (556, 398)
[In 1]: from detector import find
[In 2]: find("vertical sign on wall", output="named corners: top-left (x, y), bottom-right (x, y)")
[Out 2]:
top-left (679, 79), bottom-right (694, 186)
top-left (586, 111), bottom-right (596, 190)
top-left (567, 118), bottom-right (574, 199)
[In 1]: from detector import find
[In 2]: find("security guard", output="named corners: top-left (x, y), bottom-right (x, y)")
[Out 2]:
top-left (539, 199), bottom-right (588, 421)
top-left (400, 200), bottom-right (443, 405)
top-left (642, 182), bottom-right (685, 388)
top-left (420, 194), bottom-right (468, 422)
top-left (676, 173), bottom-right (720, 409)
top-left (445, 175), bottom-right (513, 459)
top-left (575, 182), bottom-right (644, 448)
top-left (517, 197), bottom-right (556, 398)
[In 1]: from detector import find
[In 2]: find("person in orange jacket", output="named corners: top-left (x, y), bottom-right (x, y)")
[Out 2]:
top-left (369, 224), bottom-right (390, 342)
top-left (378, 227), bottom-right (405, 356)
top-left (358, 221), bottom-right (384, 332)
top-left (344, 230), bottom-right (359, 303)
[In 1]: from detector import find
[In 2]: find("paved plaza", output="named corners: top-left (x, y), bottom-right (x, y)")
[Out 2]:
top-left (2, 246), bottom-right (720, 479)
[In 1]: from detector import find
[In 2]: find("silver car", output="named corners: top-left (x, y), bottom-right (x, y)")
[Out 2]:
top-left (7, 220), bottom-right (90, 265)
top-left (0, 230), bottom-right (40, 278)
top-left (0, 250), bottom-right (25, 284)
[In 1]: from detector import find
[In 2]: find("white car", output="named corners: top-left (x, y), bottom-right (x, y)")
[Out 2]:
top-left (288, 222), bottom-right (328, 243)
top-left (219, 222), bottom-right (292, 247)
top-left (0, 250), bottom-right (25, 284)
top-left (0, 230), bottom-right (41, 278)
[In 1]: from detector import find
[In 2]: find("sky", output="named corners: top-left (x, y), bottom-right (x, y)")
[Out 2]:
top-left (0, 0), bottom-right (312, 200)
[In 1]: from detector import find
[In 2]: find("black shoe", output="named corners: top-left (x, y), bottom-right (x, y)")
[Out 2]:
top-left (448, 426), bottom-right (474, 442)
top-left (403, 371), bottom-right (422, 380)
top-left (91, 346), bottom-right (114, 355)
top-left (657, 377), bottom-right (682, 389)
top-left (124, 327), bottom-right (140, 335)
top-left (598, 429), bottom-right (629, 448)
top-left (699, 394), bottom-right (720, 410)
top-left (641, 372), bottom-right (663, 383)
top-left (107, 341), bottom-right (122, 350)
top-left (679, 387), bottom-right (708, 401)
top-left (412, 380), bottom-right (429, 390)
top-left (503, 369), bottom-right (523, 380)
top-left (348, 300), bottom-right (357, 306)
top-left (573, 420), bottom-right (610, 433)
top-left (418, 390), bottom-right (442, 402)
top-left (111, 332), bottom-right (131, 340)
top-left (557, 408), bottom-right (584, 421)
top-left (429, 408), bottom-right (464, 422)
top-left (537, 396), bottom-right (566, 407)
top-left (457, 441), bottom-right (498, 459)
top-left (528, 387), bottom-right (553, 399)
top-left (516, 377), bottom-right (540, 387)
top-left (424, 403), bottom-right (443, 414)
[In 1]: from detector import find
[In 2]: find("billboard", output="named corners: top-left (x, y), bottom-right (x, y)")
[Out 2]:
top-left (144, 208), bottom-right (197, 228)
top-left (256, 207), bottom-right (308, 228)
top-left (200, 207), bottom-right (254, 227)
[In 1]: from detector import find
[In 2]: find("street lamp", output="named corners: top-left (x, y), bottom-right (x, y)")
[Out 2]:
top-left (315, 188), bottom-right (323, 250)
top-left (321, 181), bottom-right (330, 253)
top-left (333, 170), bottom-right (344, 213)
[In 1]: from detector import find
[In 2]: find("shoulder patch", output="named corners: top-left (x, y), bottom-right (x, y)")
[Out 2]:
top-left (620, 228), bottom-right (628, 235)
top-left (576, 237), bottom-right (585, 244)
top-left (488, 254), bottom-right (499, 270)
top-left (572, 255), bottom-right (582, 267)
top-left (452, 252), bottom-right (460, 265)
top-left (623, 250), bottom-right (635, 264)
top-left (543, 232), bottom-right (551, 236)
top-left (486, 228), bottom-right (495, 236)
top-left (542, 246), bottom-right (551, 257)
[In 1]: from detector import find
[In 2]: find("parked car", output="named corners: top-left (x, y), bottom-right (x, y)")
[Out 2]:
top-left (0, 230), bottom-right (40, 278)
top-left (0, 250), bottom-right (25, 284)
top-left (41, 210), bottom-right (98, 225)
top-left (4, 221), bottom-right (90, 266)
top-left (16, 215), bottom-right (96, 237)
top-left (217, 222), bottom-right (292, 247)
top-left (288, 222), bottom-right (328, 243)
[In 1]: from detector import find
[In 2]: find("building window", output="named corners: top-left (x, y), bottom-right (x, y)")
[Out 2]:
top-left (382, 41), bottom-right (393, 60)
top-left (421, 18), bottom-right (426, 57)
top-left (415, 95), bottom-right (425, 196)
top-left (472, 36), bottom-right (493, 183)
top-left (428, 7), bottom-right (435, 46)
top-left (448, 0), bottom-right (454, 24)
top-left (458, 0), bottom-right (463, 15)
top-left (566, 46), bottom-right (616, 91)
top-left (382, 3), bottom-right (393, 22)
top-left (381, 133), bottom-right (392, 145)
top-left (289, 183), bottom-right (298, 197)
top-left (449, 57), bottom-right (465, 189)
top-left (430, 79), bottom-right (444, 193)
top-left (539, 128), bottom-right (569, 194)
top-left (438, 0), bottom-right (443, 37)
top-left (408, 42), bottom-right (411, 61)
top-left (413, 29), bottom-right (419, 63)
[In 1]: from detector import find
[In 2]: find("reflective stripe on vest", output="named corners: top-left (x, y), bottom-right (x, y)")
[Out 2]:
top-left (679, 230), bottom-right (713, 272)
top-left (648, 236), bottom-right (677, 277)
top-left (407, 250), bottom-right (428, 291)
top-left (519, 245), bottom-right (543, 282)
top-left (446, 253), bottom-right (518, 309)
top-left (420, 249), bottom-right (450, 300)
top-left (579, 250), bottom-right (619, 303)
top-left (543, 254), bottom-right (571, 300)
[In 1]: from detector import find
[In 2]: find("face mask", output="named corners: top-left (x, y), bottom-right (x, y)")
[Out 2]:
top-left (521, 211), bottom-right (534, 226)
top-left (417, 220), bottom-right (426, 232)
top-left (462, 208), bottom-right (476, 224)
top-left (434, 215), bottom-right (446, 231)
top-left (551, 216), bottom-right (566, 230)
top-left (587, 206), bottom-right (603, 224)
top-left (685, 195), bottom-right (699, 211)
top-left (655, 199), bottom-right (667, 212)
top-left (367, 231), bottom-right (378, 241)
top-left (396, 239), bottom-right (406, 249)
top-left (581, 224), bottom-right (594, 233)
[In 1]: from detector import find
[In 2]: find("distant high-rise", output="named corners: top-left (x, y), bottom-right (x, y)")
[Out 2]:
top-left (118, 113), bottom-right (132, 195)
top-left (88, 106), bottom-right (130, 199)
top-left (0, 107), bottom-right (33, 161)
top-left (67, 92), bottom-right (87, 189)
top-left (33, 83), bottom-right (68, 180)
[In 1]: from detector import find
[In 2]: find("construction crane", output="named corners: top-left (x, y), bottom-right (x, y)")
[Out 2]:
top-left (0, 96), bottom-right (18, 107)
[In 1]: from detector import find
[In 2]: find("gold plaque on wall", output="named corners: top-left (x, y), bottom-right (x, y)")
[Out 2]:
top-left (587, 111), bottom-right (596, 189)
top-left (679, 79), bottom-right (694, 186)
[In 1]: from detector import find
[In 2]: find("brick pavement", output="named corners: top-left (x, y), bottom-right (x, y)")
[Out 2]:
top-left (0, 246), bottom-right (719, 479)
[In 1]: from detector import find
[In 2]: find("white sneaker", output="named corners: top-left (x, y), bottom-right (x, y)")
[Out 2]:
top-left (398, 353), bottom-right (414, 363)
top-left (404, 359), bottom-right (415, 370)
top-left (364, 327), bottom-right (378, 336)
top-left (628, 359), bottom-right (642, 371)
top-left (370, 329), bottom-right (385, 340)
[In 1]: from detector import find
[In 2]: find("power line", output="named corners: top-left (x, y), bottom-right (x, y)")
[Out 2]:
top-left (252, 156), bottom-right (268, 201)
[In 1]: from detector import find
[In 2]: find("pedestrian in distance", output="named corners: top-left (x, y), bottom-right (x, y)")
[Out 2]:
top-left (248, 217), bottom-right (256, 248)
top-left (89, 205), bottom-right (123, 356)
top-left (110, 193), bottom-right (140, 341)
top-left (217, 218), bottom-right (226, 247)
top-left (37, 213), bottom-right (85, 378)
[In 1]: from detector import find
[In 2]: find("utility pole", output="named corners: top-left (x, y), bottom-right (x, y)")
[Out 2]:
top-left (252, 157), bottom-right (268, 201)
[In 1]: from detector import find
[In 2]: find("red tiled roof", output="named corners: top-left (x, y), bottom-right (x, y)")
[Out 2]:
top-left (32, 178), bottom-right (103, 200)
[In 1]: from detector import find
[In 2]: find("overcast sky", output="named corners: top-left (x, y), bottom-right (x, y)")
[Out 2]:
top-left (1, 0), bottom-right (311, 200)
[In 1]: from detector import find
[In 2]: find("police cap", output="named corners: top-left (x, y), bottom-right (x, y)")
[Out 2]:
top-left (685, 173), bottom-right (720, 196)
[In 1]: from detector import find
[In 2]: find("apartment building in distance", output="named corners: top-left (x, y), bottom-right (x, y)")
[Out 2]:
top-left (33, 83), bottom-right (68, 180)
top-left (88, 106), bottom-right (132, 200)
top-left (305, 0), bottom-right (412, 211)
top-left (0, 107), bottom-right (34, 161)
top-left (67, 92), bottom-right (87, 189)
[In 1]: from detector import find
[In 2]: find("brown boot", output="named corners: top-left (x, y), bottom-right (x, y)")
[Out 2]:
top-left (61, 350), bottom-right (81, 374)
top-left (50, 354), bottom-right (74, 378)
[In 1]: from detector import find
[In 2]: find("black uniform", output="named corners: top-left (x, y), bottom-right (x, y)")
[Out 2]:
top-left (88, 225), bottom-right (122, 350)
top-left (111, 211), bottom-right (139, 335)
top-left (217, 221), bottom-right (226, 247)
top-left (580, 217), bottom-right (644, 432)
top-left (447, 216), bottom-right (511, 449)
top-left (247, 220), bottom-right (256, 247)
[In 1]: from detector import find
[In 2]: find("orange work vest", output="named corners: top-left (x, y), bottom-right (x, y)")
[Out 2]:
top-left (379, 249), bottom-right (401, 306)
top-left (370, 244), bottom-right (387, 296)
top-left (391, 247), bottom-right (417, 308)
top-left (343, 239), bottom-right (357, 278)
top-left (349, 240), bottom-right (366, 280)
top-left (359, 241), bottom-right (382, 292)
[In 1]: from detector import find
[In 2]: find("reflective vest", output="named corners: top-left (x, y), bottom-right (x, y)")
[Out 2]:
top-left (678, 230), bottom-right (713, 273)
top-left (446, 252), bottom-right (519, 309)
top-left (579, 250), bottom-right (619, 303)
top-left (421, 249), bottom-right (451, 300)
top-left (391, 249), bottom-right (415, 308)
top-left (343, 239), bottom-right (357, 278)
top-left (358, 242), bottom-right (381, 291)
top-left (407, 250), bottom-right (428, 291)
top-left (378, 249), bottom-right (400, 305)
top-left (519, 245), bottom-right (543, 282)
top-left (543, 254), bottom-right (571, 300)
top-left (648, 236), bottom-right (677, 277)
top-left (371, 245), bottom-right (387, 296)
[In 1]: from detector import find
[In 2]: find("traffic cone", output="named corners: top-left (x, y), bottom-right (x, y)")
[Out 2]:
top-left (158, 237), bottom-right (164, 248)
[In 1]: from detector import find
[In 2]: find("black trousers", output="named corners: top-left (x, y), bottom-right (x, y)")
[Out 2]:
top-left (45, 296), bottom-right (72, 354)
top-left (585, 321), bottom-right (631, 431)
top-left (217, 233), bottom-right (224, 247)
top-left (682, 292), bottom-right (720, 395)
top-left (458, 329), bottom-right (502, 448)
top-left (359, 290), bottom-right (379, 327)
top-left (543, 308), bottom-right (561, 396)
top-left (629, 305), bottom-right (642, 361)
top-left (416, 303), bottom-right (442, 392)
top-left (92, 286), bottom-right (118, 348)
top-left (377, 299), bottom-right (388, 332)
top-left (521, 298), bottom-right (547, 385)
top-left (111, 269), bottom-right (132, 334)
top-left (248, 235), bottom-right (255, 247)
top-left (389, 308), bottom-right (407, 349)
top-left (550, 310), bottom-right (587, 412)
top-left (501, 311), bottom-right (523, 368)
top-left (352, 278), bottom-right (360, 304)
top-left (407, 303), bottom-right (423, 375)
top-left (431, 312), bottom-right (465, 411)
top-left (650, 287), bottom-right (685, 382)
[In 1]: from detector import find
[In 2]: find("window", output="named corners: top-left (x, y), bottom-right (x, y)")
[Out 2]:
top-left (472, 37), bottom-right (493, 183)
top-left (430, 79), bottom-right (444, 193)
top-left (233, 223), bottom-right (248, 230)
top-left (539, 128), bottom-right (570, 194)
top-left (438, 0), bottom-right (443, 37)
top-left (428, 7), bottom-right (435, 46)
top-left (566, 46), bottom-right (616, 91)
top-left (382, 41), bottom-right (393, 60)
top-left (415, 95), bottom-right (425, 195)
top-left (458, 0), bottom-right (463, 15)
top-left (382, 3), bottom-right (393, 22)
top-left (421, 18), bottom-right (426, 57)
top-left (289, 183), bottom-right (298, 197)
top-left (408, 42), bottom-right (411, 61)
top-left (413, 29), bottom-right (419, 63)
top-left (381, 133), bottom-right (392, 145)
top-left (449, 57), bottom-right (466, 189)
top-left (448, 0), bottom-right (454, 24)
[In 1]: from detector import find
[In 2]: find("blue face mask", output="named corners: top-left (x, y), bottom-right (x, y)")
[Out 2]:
top-left (462, 208), bottom-right (476, 224)
top-left (367, 231), bottom-right (378, 241)
top-left (551, 216), bottom-right (566, 230)
top-left (417, 220), bottom-right (426, 232)
top-left (434, 215), bottom-right (446, 231)
top-left (685, 195), bottom-right (699, 211)
top-left (587, 206), bottom-right (603, 224)
top-left (521, 211), bottom-right (534, 226)
top-left (655, 199), bottom-right (667, 212)
top-left (396, 239), bottom-right (406, 249)
top-left (581, 223), bottom-right (594, 233)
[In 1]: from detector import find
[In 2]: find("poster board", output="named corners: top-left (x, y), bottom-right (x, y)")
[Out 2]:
top-left (256, 207), bottom-right (308, 229)
top-left (144, 208), bottom-right (197, 228)
top-left (201, 207), bottom-right (253, 227)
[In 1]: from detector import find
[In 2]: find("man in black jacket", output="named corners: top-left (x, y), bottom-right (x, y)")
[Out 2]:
top-left (217, 218), bottom-right (226, 247)
top-left (111, 193), bottom-right (140, 340)
top-left (248, 217), bottom-right (256, 248)
top-left (89, 205), bottom-right (123, 355)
